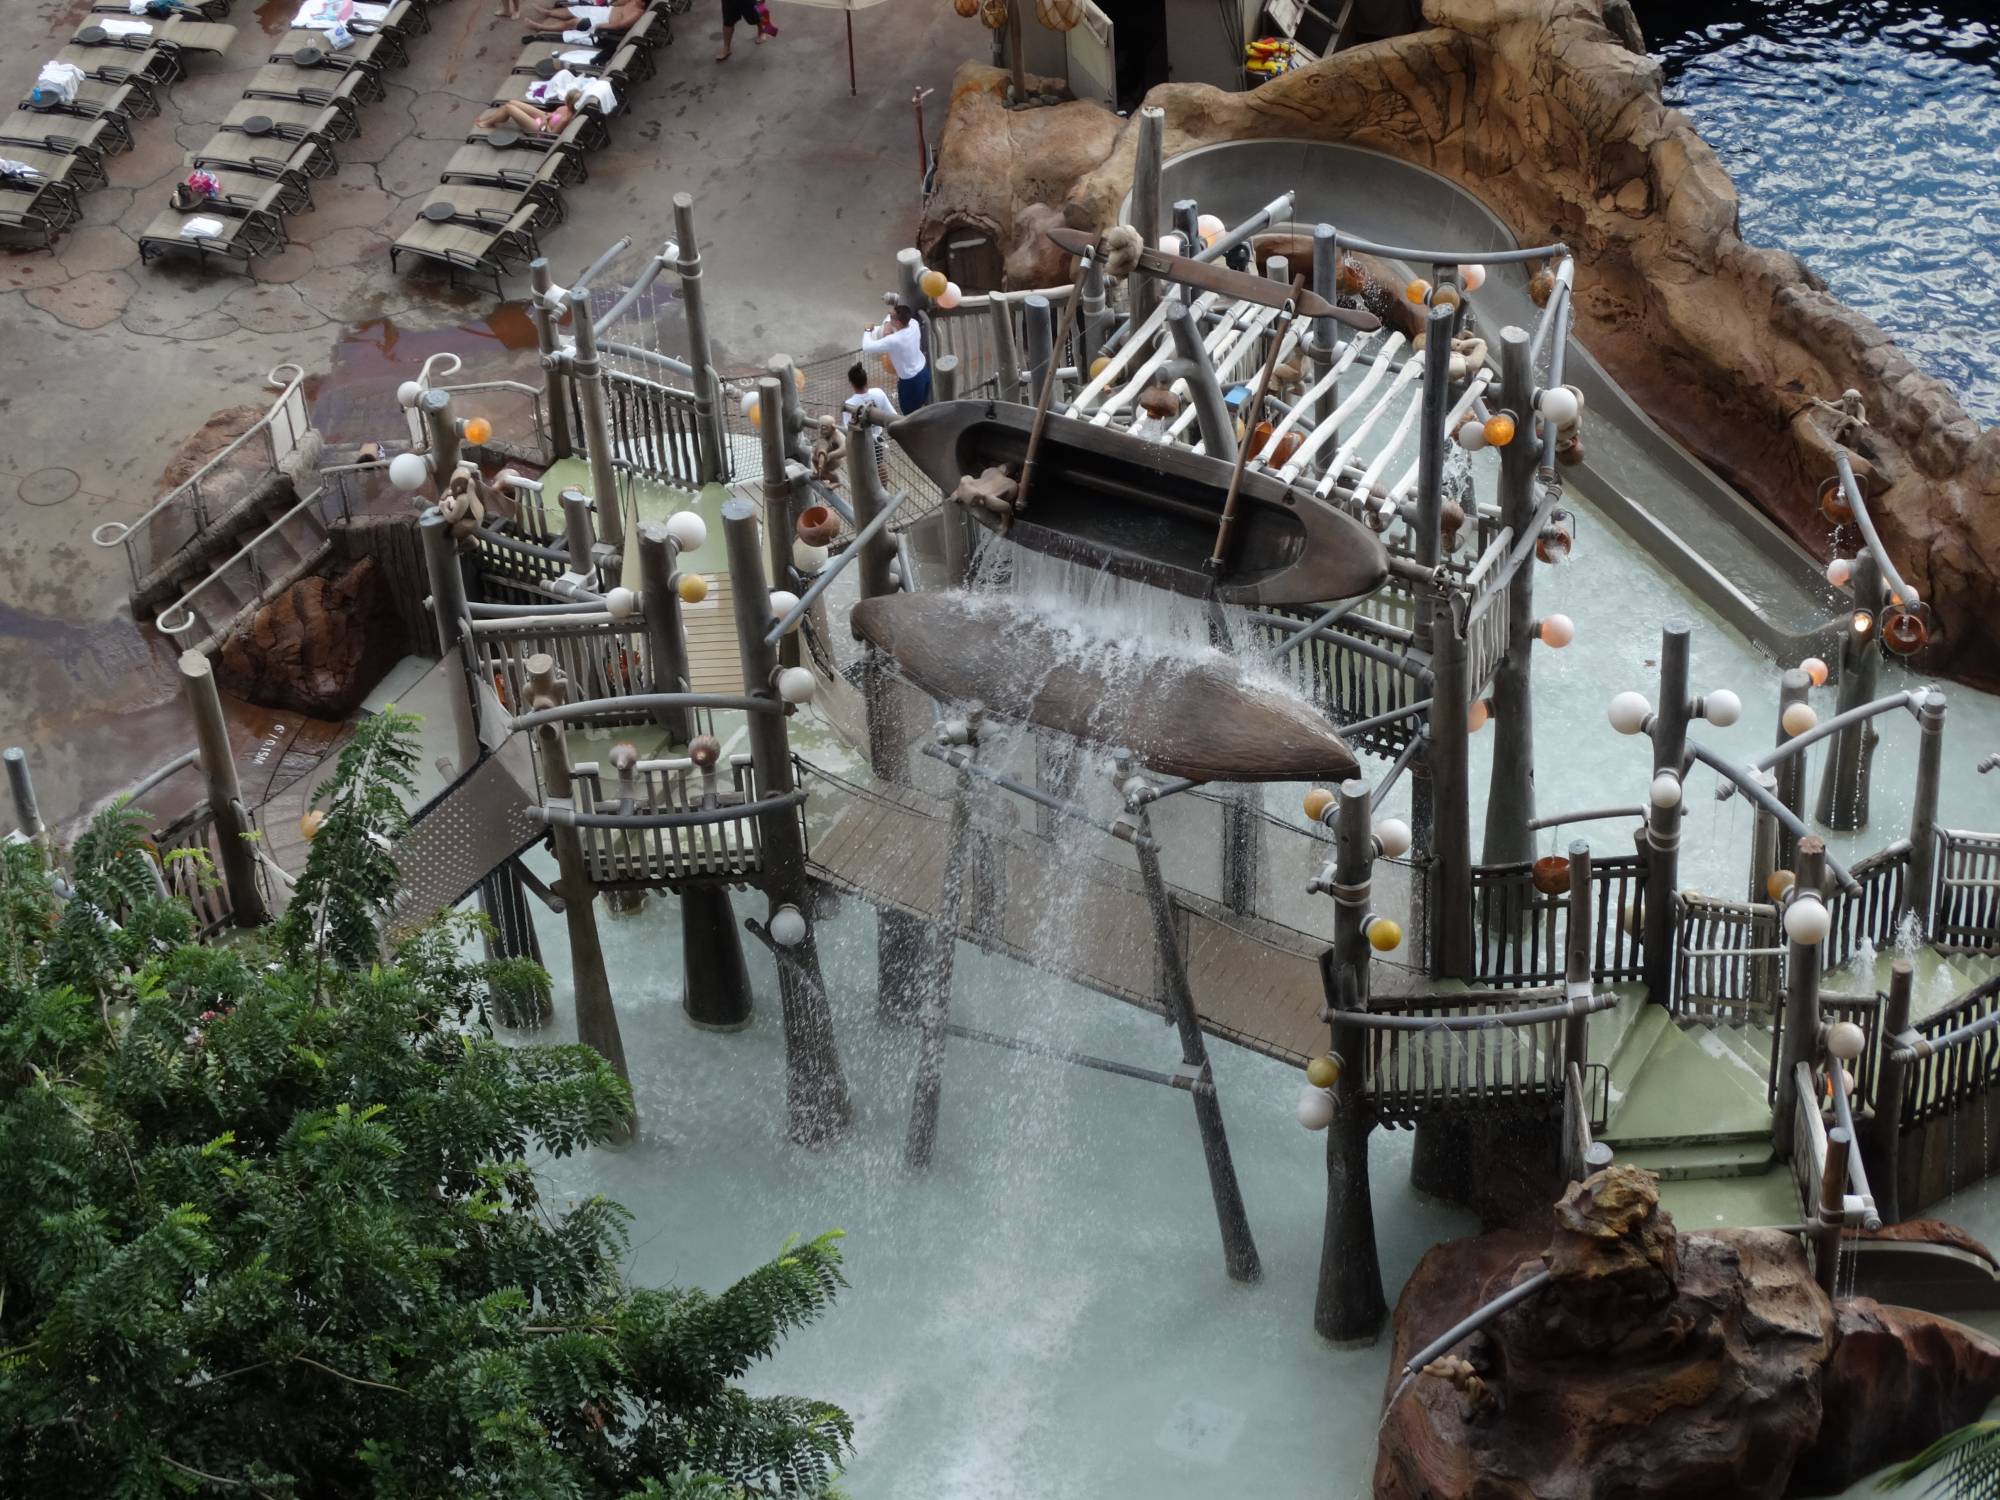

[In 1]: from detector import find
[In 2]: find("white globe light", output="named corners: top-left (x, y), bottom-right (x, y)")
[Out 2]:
top-left (1374, 817), bottom-right (1413, 859)
top-left (1196, 212), bottom-right (1225, 246)
top-left (1703, 689), bottom-right (1742, 727)
top-left (1296, 1086), bottom-right (1335, 1131)
top-left (1782, 701), bottom-right (1819, 737)
top-left (1537, 386), bottom-right (1581, 427)
top-left (396, 380), bottom-right (423, 409)
top-left (769, 904), bottom-right (808, 947)
top-left (1826, 557), bottom-right (1854, 588)
top-left (1800, 656), bottom-right (1830, 687)
top-left (665, 510), bottom-right (707, 553)
top-left (776, 666), bottom-right (817, 705)
top-left (1158, 232), bottom-right (1183, 258)
top-left (1784, 895), bottom-right (1832, 946)
top-left (936, 281), bottom-right (963, 310)
top-left (1826, 1019), bottom-right (1867, 1062)
top-left (1461, 262), bottom-right (1487, 292)
top-left (1650, 771), bottom-right (1682, 809)
top-left (1537, 614), bottom-right (1575, 649)
top-left (741, 389), bottom-right (760, 420)
top-left (605, 586), bottom-right (637, 620)
top-left (1455, 419), bottom-right (1488, 452)
top-left (793, 539), bottom-right (829, 575)
top-left (768, 589), bottom-right (801, 629)
top-left (1608, 691), bottom-right (1651, 736)
top-left (389, 452), bottom-right (430, 492)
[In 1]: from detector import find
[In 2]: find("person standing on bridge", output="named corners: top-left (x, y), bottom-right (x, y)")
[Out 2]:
top-left (862, 304), bottom-right (929, 414)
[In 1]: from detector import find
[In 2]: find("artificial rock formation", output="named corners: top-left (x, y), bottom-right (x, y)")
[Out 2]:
top-left (1375, 1167), bottom-right (2000, 1499)
top-left (920, 0), bottom-right (2000, 689)
top-left (216, 557), bottom-right (403, 719)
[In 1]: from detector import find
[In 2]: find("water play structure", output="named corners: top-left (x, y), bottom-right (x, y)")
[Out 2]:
top-left (16, 125), bottom-right (2000, 1488)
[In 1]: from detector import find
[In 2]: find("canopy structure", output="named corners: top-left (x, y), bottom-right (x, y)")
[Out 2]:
top-left (770, 0), bottom-right (891, 94)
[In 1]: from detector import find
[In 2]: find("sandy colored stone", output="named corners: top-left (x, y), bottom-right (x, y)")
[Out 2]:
top-left (924, 0), bottom-right (2000, 690)
top-left (24, 269), bottom-right (135, 331)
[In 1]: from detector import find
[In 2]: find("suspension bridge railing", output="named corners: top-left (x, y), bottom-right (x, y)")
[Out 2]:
top-left (468, 612), bottom-right (661, 728)
top-left (1934, 828), bottom-right (2000, 952)
top-left (584, 367), bottom-right (711, 490)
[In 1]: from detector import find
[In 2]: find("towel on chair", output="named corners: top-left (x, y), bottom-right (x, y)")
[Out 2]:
top-left (180, 215), bottom-right (226, 238)
top-left (560, 25), bottom-right (591, 40)
top-left (35, 61), bottom-right (85, 104)
top-left (559, 47), bottom-right (600, 63)
top-left (99, 17), bottom-right (156, 34)
top-left (0, 158), bottom-right (45, 181)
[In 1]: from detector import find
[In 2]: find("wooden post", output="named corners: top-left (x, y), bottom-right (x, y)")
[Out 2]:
top-left (1129, 106), bottom-right (1165, 335)
top-left (1870, 958), bottom-right (1913, 1224)
top-left (1136, 801), bottom-right (1261, 1284)
top-left (1221, 786), bottom-right (1261, 916)
top-left (682, 881), bottom-right (753, 1030)
top-left (722, 497), bottom-right (852, 1144)
top-left (1641, 623), bottom-right (1691, 1006)
top-left (1564, 838), bottom-right (1593, 1068)
top-left (1315, 778), bottom-right (1386, 1340)
top-left (566, 288), bottom-right (625, 553)
top-left (673, 194), bottom-right (727, 484)
top-left (5, 747), bottom-right (44, 840)
top-left (1747, 769), bottom-right (1783, 1011)
top-left (419, 509), bottom-right (485, 777)
top-left (1816, 550), bottom-right (1881, 830)
top-left (1164, 299), bottom-right (1237, 461)
top-left (1483, 325), bottom-right (1539, 866)
top-left (1773, 836), bottom-right (1827, 1159)
top-left (989, 295), bottom-right (1023, 404)
top-left (529, 258), bottom-right (573, 460)
top-left (1310, 222), bottom-right (1341, 440)
top-left (933, 353), bottom-right (960, 403)
top-left (1427, 609), bottom-right (1474, 981)
top-left (527, 652), bottom-right (634, 1135)
top-left (756, 379), bottom-right (802, 672)
top-left (479, 859), bottom-right (543, 968)
top-left (559, 486), bottom-right (598, 581)
top-left (1413, 303), bottom-right (1454, 635)
top-left (418, 388), bottom-right (461, 485)
top-left (1906, 689), bottom-right (1946, 933)
top-left (1817, 1125), bottom-right (1851, 1298)
top-left (769, 353), bottom-right (807, 467)
top-left (1021, 294), bottom-right (1054, 400)
top-left (637, 522), bottom-right (693, 745)
top-left (906, 730), bottom-right (975, 1170)
top-left (1774, 667), bottom-right (1812, 871)
top-left (179, 650), bottom-right (268, 928)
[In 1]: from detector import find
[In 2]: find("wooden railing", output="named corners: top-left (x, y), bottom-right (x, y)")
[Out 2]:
top-left (570, 752), bottom-right (776, 887)
top-left (1767, 989), bottom-right (1883, 1112)
top-left (1359, 987), bottom-right (1578, 1127)
top-left (1825, 842), bottom-right (1911, 969)
top-left (1934, 829), bottom-right (2000, 953)
top-left (472, 525), bottom-right (573, 604)
top-left (1470, 853), bottom-right (1646, 989)
top-left (1900, 974), bottom-right (2000, 1129)
top-left (1673, 895), bottom-right (1780, 1027)
top-left (469, 615), bottom-right (660, 729)
top-left (1246, 589), bottom-right (1427, 758)
top-left (153, 800), bottom-right (270, 938)
top-left (586, 367), bottom-right (713, 490)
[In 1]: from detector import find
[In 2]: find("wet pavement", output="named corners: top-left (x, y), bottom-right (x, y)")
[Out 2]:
top-left (0, 0), bottom-right (961, 832)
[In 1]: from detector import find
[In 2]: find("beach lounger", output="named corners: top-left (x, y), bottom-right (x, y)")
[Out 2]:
top-left (192, 124), bottom-right (337, 182)
top-left (66, 18), bottom-right (238, 83)
top-left (416, 178), bottom-right (560, 234)
top-left (221, 96), bottom-right (351, 151)
top-left (91, 0), bottom-right (233, 20)
top-left (0, 139), bottom-right (106, 200)
top-left (441, 119), bottom-right (587, 202)
top-left (266, 27), bottom-right (401, 81)
top-left (391, 196), bottom-right (541, 296)
top-left (0, 171), bottom-right (83, 249)
top-left (244, 61), bottom-right (378, 130)
top-left (47, 49), bottom-right (169, 106)
top-left (492, 46), bottom-right (640, 111)
top-left (521, 0), bottom-right (671, 48)
top-left (59, 31), bottom-right (181, 83)
top-left (25, 68), bottom-right (158, 126)
top-left (514, 7), bottom-right (665, 73)
top-left (184, 163), bottom-right (313, 217)
top-left (2, 109), bottom-right (124, 162)
top-left (18, 98), bottom-right (133, 154)
top-left (139, 196), bottom-right (288, 272)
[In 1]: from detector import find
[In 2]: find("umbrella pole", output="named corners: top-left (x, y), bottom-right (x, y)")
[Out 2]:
top-left (846, 11), bottom-right (855, 96)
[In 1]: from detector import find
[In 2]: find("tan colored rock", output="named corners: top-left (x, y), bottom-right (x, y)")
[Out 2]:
top-left (216, 557), bottom-right (403, 719)
top-left (924, 0), bottom-right (2000, 689)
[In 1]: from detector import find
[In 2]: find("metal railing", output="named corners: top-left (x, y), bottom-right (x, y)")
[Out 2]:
top-left (585, 367), bottom-right (709, 490)
top-left (1935, 828), bottom-right (2000, 952)
top-left (468, 613), bottom-right (665, 729)
top-left (1358, 985), bottom-right (1583, 1127)
top-left (1469, 853), bottom-right (1646, 989)
top-left (569, 751), bottom-right (773, 885)
top-left (154, 481), bottom-right (350, 647)
top-left (1673, 895), bottom-right (1780, 1026)
top-left (93, 363), bottom-right (311, 588)
top-left (1898, 974), bottom-right (2000, 1129)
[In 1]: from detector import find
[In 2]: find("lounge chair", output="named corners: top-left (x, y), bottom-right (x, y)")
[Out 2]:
top-left (520, 0), bottom-right (671, 50)
top-left (391, 196), bottom-right (542, 297)
top-left (266, 27), bottom-right (400, 83)
top-left (187, 162), bottom-right (315, 218)
top-left (2, 108), bottom-right (124, 162)
top-left (192, 125), bottom-right (337, 183)
top-left (494, 41), bottom-right (643, 101)
top-left (58, 29), bottom-right (182, 83)
top-left (69, 17), bottom-right (239, 72)
top-left (416, 178), bottom-right (560, 233)
top-left (138, 195), bottom-right (288, 272)
top-left (17, 97), bottom-right (133, 154)
top-left (24, 68), bottom-right (158, 126)
top-left (91, 0), bottom-right (233, 20)
top-left (0, 170), bottom-right (83, 249)
top-left (220, 96), bottom-right (350, 151)
top-left (0, 128), bottom-right (111, 192)
top-left (243, 61), bottom-right (378, 132)
top-left (441, 119), bottom-right (586, 206)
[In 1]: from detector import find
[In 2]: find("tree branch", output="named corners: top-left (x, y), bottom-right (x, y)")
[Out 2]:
top-left (292, 1353), bottom-right (407, 1394)
top-left (159, 1453), bottom-right (278, 1498)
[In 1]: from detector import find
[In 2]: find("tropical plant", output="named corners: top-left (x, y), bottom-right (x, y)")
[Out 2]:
top-left (0, 720), bottom-right (852, 1497)
top-left (1880, 1421), bottom-right (2000, 1497)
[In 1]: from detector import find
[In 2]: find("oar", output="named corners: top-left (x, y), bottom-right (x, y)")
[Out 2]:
top-left (1013, 245), bottom-right (1093, 517)
top-left (1208, 273), bottom-right (1305, 575)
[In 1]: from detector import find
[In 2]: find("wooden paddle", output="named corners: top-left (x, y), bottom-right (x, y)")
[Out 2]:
top-left (1208, 273), bottom-right (1306, 576)
top-left (1012, 245), bottom-right (1093, 517)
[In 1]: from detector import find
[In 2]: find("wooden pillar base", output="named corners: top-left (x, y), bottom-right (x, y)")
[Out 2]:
top-left (682, 884), bottom-right (752, 1031)
top-left (1314, 1096), bottom-right (1385, 1343)
top-left (877, 907), bottom-right (928, 1022)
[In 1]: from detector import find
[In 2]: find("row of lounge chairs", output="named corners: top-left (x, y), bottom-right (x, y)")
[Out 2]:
top-left (3, 6), bottom-right (238, 247)
top-left (137, 0), bottom-right (438, 271)
top-left (388, 2), bottom-right (670, 296)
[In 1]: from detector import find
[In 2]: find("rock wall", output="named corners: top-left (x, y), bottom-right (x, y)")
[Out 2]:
top-left (920, 0), bottom-right (2000, 689)
top-left (215, 557), bottom-right (404, 720)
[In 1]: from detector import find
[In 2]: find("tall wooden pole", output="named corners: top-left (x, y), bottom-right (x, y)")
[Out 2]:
top-left (180, 649), bottom-right (267, 928)
top-left (1772, 836), bottom-right (1827, 1159)
top-left (1641, 623), bottom-right (1691, 1005)
top-left (1483, 325), bottom-right (1539, 865)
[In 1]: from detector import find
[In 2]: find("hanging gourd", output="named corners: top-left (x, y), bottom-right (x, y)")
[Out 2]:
top-left (953, 0), bottom-right (977, 16)
top-left (979, 0), bottom-right (1006, 28)
top-left (1035, 0), bottom-right (1080, 28)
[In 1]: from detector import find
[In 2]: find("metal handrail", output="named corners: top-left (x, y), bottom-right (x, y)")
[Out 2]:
top-left (93, 362), bottom-right (306, 556)
top-left (532, 787), bottom-right (807, 831)
top-left (506, 692), bottom-right (781, 730)
top-left (1334, 984), bottom-right (1612, 1032)
top-left (1527, 805), bottom-right (1645, 833)
top-left (1834, 449), bottom-right (1918, 607)
top-left (155, 482), bottom-right (333, 640)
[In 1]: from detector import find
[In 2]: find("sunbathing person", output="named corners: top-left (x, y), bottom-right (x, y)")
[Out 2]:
top-left (473, 91), bottom-right (580, 136)
top-left (521, 0), bottom-right (644, 31)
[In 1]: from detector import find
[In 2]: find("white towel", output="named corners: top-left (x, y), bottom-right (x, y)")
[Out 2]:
top-left (181, 215), bottom-right (226, 238)
top-left (352, 1), bottom-right (387, 17)
top-left (36, 61), bottom-right (85, 104)
top-left (100, 17), bottom-right (155, 34)
top-left (576, 77), bottom-right (616, 114)
top-left (560, 25), bottom-right (591, 40)
top-left (525, 67), bottom-right (579, 103)
top-left (559, 47), bottom-right (599, 63)
top-left (289, 0), bottom-right (350, 29)
top-left (127, 0), bottom-right (149, 12)
top-left (569, 5), bottom-right (611, 23)
top-left (0, 158), bottom-right (44, 181)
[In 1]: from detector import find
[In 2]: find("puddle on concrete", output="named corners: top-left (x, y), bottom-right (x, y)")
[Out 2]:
top-left (312, 306), bottom-right (551, 445)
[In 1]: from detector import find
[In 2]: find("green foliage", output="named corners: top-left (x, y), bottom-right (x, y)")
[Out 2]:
top-left (1880, 1420), bottom-right (2000, 1497)
top-left (0, 729), bottom-right (852, 1497)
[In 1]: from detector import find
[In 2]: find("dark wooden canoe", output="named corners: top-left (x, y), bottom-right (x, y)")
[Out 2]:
top-left (850, 591), bottom-right (1360, 784)
top-left (888, 399), bottom-right (1388, 608)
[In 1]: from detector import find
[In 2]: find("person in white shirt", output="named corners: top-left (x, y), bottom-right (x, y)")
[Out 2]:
top-left (861, 304), bottom-right (930, 413)
top-left (841, 363), bottom-right (894, 482)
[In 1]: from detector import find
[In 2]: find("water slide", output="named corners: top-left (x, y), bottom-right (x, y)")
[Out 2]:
top-left (1156, 140), bottom-right (1842, 663)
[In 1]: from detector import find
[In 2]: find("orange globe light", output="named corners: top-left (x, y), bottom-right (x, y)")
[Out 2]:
top-left (1767, 870), bottom-right (1797, 902)
top-left (1367, 917), bottom-right (1403, 952)
top-left (1468, 698), bottom-right (1491, 732)
top-left (299, 808), bottom-right (326, 842)
top-left (676, 572), bottom-right (709, 604)
top-left (1089, 355), bottom-right (1112, 379)
top-left (1483, 412), bottom-right (1517, 447)
top-left (462, 416), bottom-right (492, 445)
top-left (919, 268), bottom-right (949, 300)
top-left (1405, 278), bottom-right (1431, 306)
top-left (1431, 285), bottom-right (1461, 311)
top-left (1800, 656), bottom-right (1829, 687)
top-left (1303, 787), bottom-right (1335, 823)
